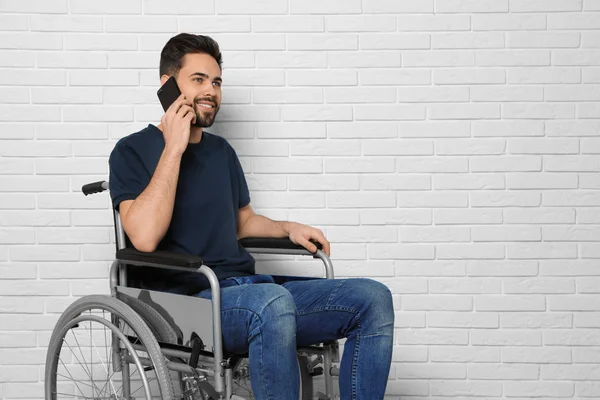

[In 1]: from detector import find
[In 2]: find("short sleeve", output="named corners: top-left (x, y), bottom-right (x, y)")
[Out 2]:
top-left (108, 142), bottom-right (151, 212)
top-left (229, 145), bottom-right (250, 209)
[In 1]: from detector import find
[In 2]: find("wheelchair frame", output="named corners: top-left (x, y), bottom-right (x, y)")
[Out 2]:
top-left (48, 180), bottom-right (341, 400)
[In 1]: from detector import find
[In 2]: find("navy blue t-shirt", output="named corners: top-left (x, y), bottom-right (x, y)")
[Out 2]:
top-left (108, 123), bottom-right (255, 295)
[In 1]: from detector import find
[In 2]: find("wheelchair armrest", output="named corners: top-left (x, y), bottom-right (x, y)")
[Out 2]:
top-left (116, 248), bottom-right (204, 269)
top-left (238, 237), bottom-right (322, 252)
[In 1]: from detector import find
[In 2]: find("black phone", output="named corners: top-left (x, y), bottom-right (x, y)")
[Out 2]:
top-left (157, 76), bottom-right (182, 112)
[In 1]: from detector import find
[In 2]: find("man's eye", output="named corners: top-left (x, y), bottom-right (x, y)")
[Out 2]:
top-left (213, 82), bottom-right (221, 87)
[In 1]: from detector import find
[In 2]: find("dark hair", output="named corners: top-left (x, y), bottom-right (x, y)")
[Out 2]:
top-left (159, 33), bottom-right (223, 78)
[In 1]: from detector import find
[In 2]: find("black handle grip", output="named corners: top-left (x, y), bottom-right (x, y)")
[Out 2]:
top-left (82, 181), bottom-right (108, 196)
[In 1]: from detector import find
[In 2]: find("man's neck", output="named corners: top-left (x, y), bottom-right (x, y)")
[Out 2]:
top-left (156, 123), bottom-right (203, 144)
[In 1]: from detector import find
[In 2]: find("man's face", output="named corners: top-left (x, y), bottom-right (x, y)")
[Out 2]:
top-left (167, 53), bottom-right (222, 128)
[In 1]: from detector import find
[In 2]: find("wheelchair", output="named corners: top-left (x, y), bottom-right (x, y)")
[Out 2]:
top-left (44, 180), bottom-right (341, 400)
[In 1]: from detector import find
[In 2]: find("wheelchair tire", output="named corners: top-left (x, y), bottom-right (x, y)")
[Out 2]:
top-left (45, 294), bottom-right (175, 400)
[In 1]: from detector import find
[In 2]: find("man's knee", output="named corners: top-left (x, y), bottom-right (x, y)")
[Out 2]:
top-left (238, 284), bottom-right (297, 336)
top-left (345, 278), bottom-right (394, 327)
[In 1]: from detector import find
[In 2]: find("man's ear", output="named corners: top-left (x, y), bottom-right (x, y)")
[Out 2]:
top-left (159, 74), bottom-right (171, 86)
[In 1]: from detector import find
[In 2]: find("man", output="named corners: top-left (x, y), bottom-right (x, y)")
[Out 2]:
top-left (109, 33), bottom-right (393, 400)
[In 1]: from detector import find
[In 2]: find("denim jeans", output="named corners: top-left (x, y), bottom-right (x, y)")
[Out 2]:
top-left (194, 275), bottom-right (394, 400)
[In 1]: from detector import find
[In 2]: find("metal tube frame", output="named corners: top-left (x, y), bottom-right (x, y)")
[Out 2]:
top-left (110, 208), bottom-right (338, 399)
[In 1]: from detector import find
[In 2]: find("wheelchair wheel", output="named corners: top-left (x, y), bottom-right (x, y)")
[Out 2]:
top-left (230, 354), bottom-right (313, 400)
top-left (45, 295), bottom-right (175, 400)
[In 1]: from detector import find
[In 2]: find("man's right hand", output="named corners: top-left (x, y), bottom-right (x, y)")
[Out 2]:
top-left (160, 93), bottom-right (196, 156)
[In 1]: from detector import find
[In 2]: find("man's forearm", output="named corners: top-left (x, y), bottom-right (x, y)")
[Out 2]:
top-left (238, 214), bottom-right (291, 239)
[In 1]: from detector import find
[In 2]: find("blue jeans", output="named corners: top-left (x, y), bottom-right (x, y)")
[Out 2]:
top-left (195, 275), bottom-right (394, 400)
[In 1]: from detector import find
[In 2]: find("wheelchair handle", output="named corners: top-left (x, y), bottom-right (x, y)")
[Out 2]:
top-left (82, 180), bottom-right (109, 196)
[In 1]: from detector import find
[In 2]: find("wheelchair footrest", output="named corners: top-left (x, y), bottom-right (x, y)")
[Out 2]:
top-left (309, 366), bottom-right (324, 377)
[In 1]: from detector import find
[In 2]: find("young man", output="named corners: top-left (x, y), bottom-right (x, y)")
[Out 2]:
top-left (109, 33), bottom-right (394, 400)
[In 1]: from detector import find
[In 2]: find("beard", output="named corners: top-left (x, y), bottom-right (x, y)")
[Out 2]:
top-left (193, 100), bottom-right (219, 128)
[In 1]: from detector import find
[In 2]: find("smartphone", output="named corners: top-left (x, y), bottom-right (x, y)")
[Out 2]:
top-left (157, 76), bottom-right (182, 112)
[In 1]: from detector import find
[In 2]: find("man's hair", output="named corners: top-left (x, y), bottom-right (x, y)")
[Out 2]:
top-left (159, 33), bottom-right (223, 78)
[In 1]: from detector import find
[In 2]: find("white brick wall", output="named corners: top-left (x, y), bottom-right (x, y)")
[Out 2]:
top-left (0, 0), bottom-right (599, 398)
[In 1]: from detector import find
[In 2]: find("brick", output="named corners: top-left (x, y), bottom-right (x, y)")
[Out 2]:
top-left (399, 227), bottom-right (469, 243)
top-left (435, 139), bottom-right (505, 155)
top-left (398, 15), bottom-right (469, 31)
top-left (397, 363), bottom-right (466, 379)
top-left (472, 120), bottom-right (544, 137)
top-left (0, 280), bottom-right (69, 296)
top-left (392, 346), bottom-right (428, 362)
top-left (434, 209), bottom-right (503, 225)
top-left (361, 175), bottom-right (430, 190)
top-left (437, 0), bottom-right (508, 12)
top-left (582, 243), bottom-right (600, 258)
top-left (360, 69), bottom-right (430, 85)
top-left (325, 158), bottom-right (394, 173)
top-left (505, 382), bottom-right (574, 397)
top-left (0, 264), bottom-right (37, 279)
top-left (433, 174), bottom-right (505, 190)
top-left (363, 0), bottom-right (434, 13)
top-left (472, 226), bottom-right (541, 242)
top-left (399, 192), bottom-right (468, 208)
top-left (256, 52), bottom-right (326, 69)
top-left (254, 16), bottom-right (323, 32)
top-left (403, 295), bottom-right (473, 311)
top-left (437, 244), bottom-right (505, 259)
top-left (508, 67), bottom-right (581, 84)
top-left (507, 173), bottom-right (578, 189)
top-left (288, 34), bottom-right (357, 50)
top-left (325, 226), bottom-right (397, 243)
top-left (397, 156), bottom-right (468, 173)
top-left (0, 0), bottom-right (67, 13)
top-left (0, 51), bottom-right (34, 68)
top-left (466, 260), bottom-right (538, 277)
top-left (473, 85), bottom-right (544, 101)
top-left (510, 0), bottom-right (583, 12)
top-left (403, 50), bottom-right (474, 67)
top-left (541, 260), bottom-right (600, 276)
top-left (360, 209), bottom-right (432, 225)
top-left (542, 365), bottom-right (600, 381)
top-left (548, 296), bottom-right (600, 311)
top-left (326, 122), bottom-right (397, 139)
top-left (508, 243), bottom-right (577, 259)
top-left (431, 380), bottom-right (502, 397)
top-left (398, 87), bottom-right (470, 103)
top-left (9, 245), bottom-right (79, 261)
top-left (355, 105), bottom-right (426, 121)
top-left (508, 32), bottom-right (581, 48)
top-left (472, 156), bottom-right (542, 172)
top-left (553, 50), bottom-right (600, 66)
top-left (504, 208), bottom-right (575, 224)
top-left (472, 330), bottom-right (542, 346)
top-left (475, 295), bottom-right (546, 311)
top-left (509, 138), bottom-right (579, 154)
top-left (575, 348), bottom-right (600, 363)
top-left (253, 87), bottom-right (324, 104)
top-left (430, 346), bottom-right (500, 362)
top-left (70, 0), bottom-right (141, 13)
top-left (468, 364), bottom-right (539, 380)
top-left (473, 14), bottom-right (546, 30)
top-left (396, 330), bottom-right (468, 345)
top-left (282, 105), bottom-right (351, 121)
top-left (396, 260), bottom-right (466, 276)
top-left (543, 191), bottom-right (600, 206)
top-left (429, 103), bottom-right (501, 120)
top-left (503, 103), bottom-right (575, 119)
top-left (505, 278), bottom-right (575, 294)
top-left (361, 34), bottom-right (430, 50)
top-left (290, 0), bottom-right (359, 14)
top-left (575, 313), bottom-right (600, 327)
top-left (433, 32), bottom-right (504, 49)
top-left (434, 68), bottom-right (505, 84)
top-left (326, 87), bottom-right (395, 103)
top-left (288, 70), bottom-right (357, 86)
top-left (501, 313), bottom-right (573, 328)
top-left (577, 382), bottom-right (600, 397)
top-left (367, 243), bottom-right (434, 260)
top-left (30, 15), bottom-right (102, 31)
top-left (428, 311), bottom-right (498, 327)
top-left (547, 156), bottom-right (600, 171)
top-left (329, 51), bottom-right (401, 68)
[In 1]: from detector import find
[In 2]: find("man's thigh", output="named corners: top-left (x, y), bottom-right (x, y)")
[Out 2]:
top-left (281, 278), bottom-right (362, 347)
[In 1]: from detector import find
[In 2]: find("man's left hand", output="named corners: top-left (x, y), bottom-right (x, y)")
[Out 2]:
top-left (287, 222), bottom-right (331, 257)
